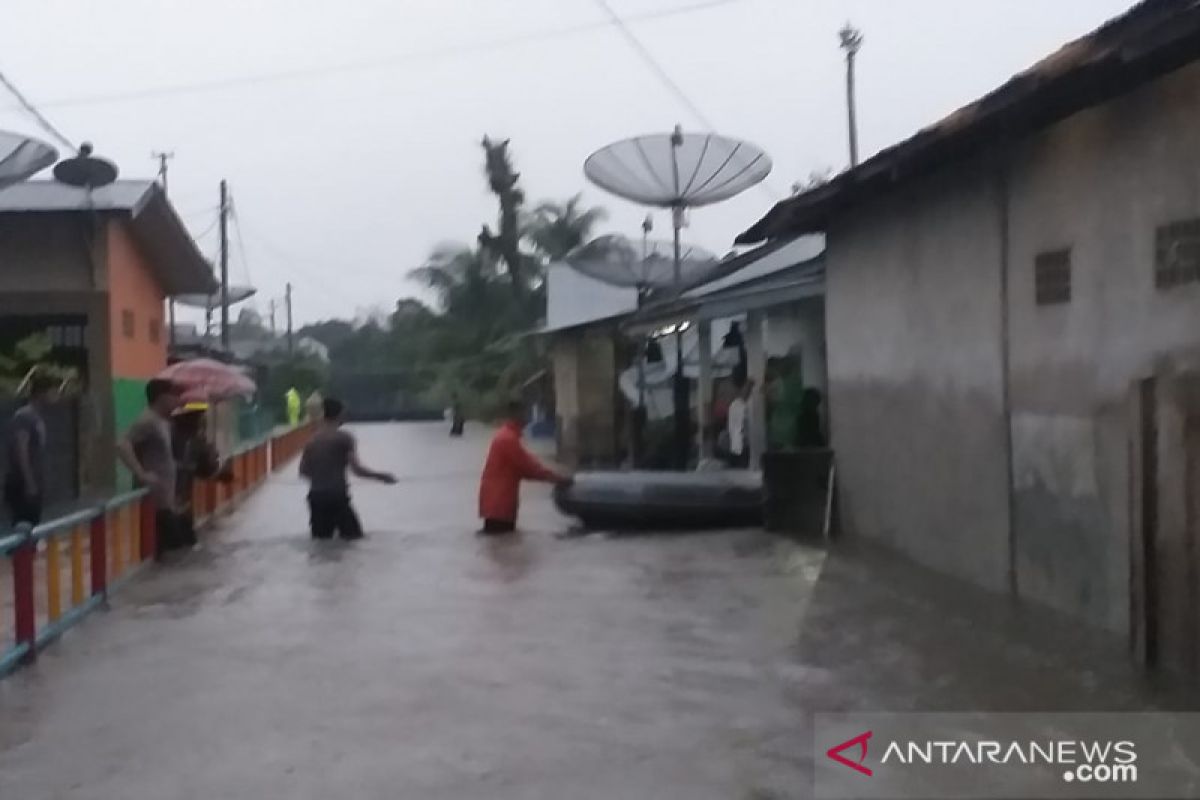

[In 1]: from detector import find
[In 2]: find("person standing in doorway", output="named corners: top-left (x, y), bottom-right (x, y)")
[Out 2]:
top-left (478, 400), bottom-right (571, 535)
top-left (118, 379), bottom-right (183, 553)
top-left (725, 379), bottom-right (754, 469)
top-left (299, 398), bottom-right (397, 540)
top-left (4, 373), bottom-right (58, 527)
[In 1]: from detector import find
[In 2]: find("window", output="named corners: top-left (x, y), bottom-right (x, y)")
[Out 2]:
top-left (121, 310), bottom-right (136, 339)
top-left (1035, 249), bottom-right (1071, 306)
top-left (148, 318), bottom-right (161, 344)
top-left (1155, 218), bottom-right (1200, 289)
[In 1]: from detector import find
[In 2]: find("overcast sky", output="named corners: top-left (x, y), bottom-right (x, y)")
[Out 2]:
top-left (0, 0), bottom-right (1135, 325)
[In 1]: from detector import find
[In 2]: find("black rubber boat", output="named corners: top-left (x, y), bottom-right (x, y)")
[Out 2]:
top-left (554, 470), bottom-right (763, 530)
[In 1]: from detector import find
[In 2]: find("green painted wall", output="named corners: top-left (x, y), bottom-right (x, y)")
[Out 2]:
top-left (112, 377), bottom-right (147, 491)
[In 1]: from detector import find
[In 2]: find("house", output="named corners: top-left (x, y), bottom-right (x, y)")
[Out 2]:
top-left (738, 0), bottom-right (1200, 671)
top-left (629, 236), bottom-right (825, 466)
top-left (0, 179), bottom-right (215, 496)
top-left (541, 236), bottom-right (825, 468)
top-left (541, 262), bottom-right (638, 467)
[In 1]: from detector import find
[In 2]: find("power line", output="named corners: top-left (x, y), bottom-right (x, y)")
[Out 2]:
top-left (0, 68), bottom-right (76, 151)
top-left (589, 0), bottom-right (781, 201)
top-left (590, 0), bottom-right (717, 131)
top-left (6, 0), bottom-right (741, 112)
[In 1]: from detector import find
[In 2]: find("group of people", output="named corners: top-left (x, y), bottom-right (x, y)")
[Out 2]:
top-left (5, 375), bottom-right (570, 545)
top-left (297, 397), bottom-right (570, 540)
top-left (117, 379), bottom-right (228, 552)
top-left (3, 376), bottom-right (227, 552)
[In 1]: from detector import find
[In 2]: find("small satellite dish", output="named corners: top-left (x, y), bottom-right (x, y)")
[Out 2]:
top-left (173, 286), bottom-right (257, 309)
top-left (53, 142), bottom-right (118, 189)
top-left (0, 130), bottom-right (56, 190)
top-left (565, 234), bottom-right (719, 291)
top-left (584, 126), bottom-right (771, 209)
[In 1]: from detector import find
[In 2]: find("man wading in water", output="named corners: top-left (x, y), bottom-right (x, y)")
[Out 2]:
top-left (300, 398), bottom-right (397, 540)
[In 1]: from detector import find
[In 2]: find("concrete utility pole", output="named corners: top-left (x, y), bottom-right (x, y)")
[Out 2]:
top-left (285, 283), bottom-right (294, 354)
top-left (219, 180), bottom-right (230, 351)
top-left (154, 151), bottom-right (177, 347)
top-left (839, 23), bottom-right (864, 168)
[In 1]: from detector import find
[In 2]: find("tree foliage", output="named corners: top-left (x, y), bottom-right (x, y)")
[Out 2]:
top-left (300, 138), bottom-right (606, 418)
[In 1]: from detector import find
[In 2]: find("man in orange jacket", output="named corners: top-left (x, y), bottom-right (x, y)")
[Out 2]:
top-left (479, 401), bottom-right (571, 534)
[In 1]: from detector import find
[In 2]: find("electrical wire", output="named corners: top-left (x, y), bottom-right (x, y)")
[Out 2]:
top-left (0, 68), bottom-right (77, 152)
top-left (589, 0), bottom-right (781, 201)
top-left (9, 0), bottom-right (741, 113)
top-left (231, 208), bottom-right (366, 306)
top-left (590, 0), bottom-right (717, 131)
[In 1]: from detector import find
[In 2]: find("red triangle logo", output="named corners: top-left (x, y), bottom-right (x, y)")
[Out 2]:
top-left (827, 731), bottom-right (874, 777)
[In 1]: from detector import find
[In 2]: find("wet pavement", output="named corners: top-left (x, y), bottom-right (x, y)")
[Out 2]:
top-left (0, 423), bottom-right (1196, 799)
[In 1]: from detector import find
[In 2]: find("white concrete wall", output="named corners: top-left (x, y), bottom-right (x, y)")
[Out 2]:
top-left (824, 60), bottom-right (1200, 632)
top-left (1004, 60), bottom-right (1200, 631)
top-left (826, 161), bottom-right (1013, 594)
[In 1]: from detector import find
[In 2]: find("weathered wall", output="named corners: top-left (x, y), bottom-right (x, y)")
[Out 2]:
top-left (107, 220), bottom-right (167, 380)
top-left (552, 327), bottom-right (618, 468)
top-left (824, 59), bottom-right (1200, 636)
top-left (1004, 60), bottom-right (1200, 631)
top-left (0, 213), bottom-right (99, 292)
top-left (825, 161), bottom-right (1012, 593)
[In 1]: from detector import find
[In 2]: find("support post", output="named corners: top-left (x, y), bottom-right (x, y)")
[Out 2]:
top-left (746, 310), bottom-right (768, 469)
top-left (139, 497), bottom-right (157, 562)
top-left (12, 528), bottom-right (35, 662)
top-left (89, 514), bottom-right (108, 598)
top-left (697, 320), bottom-right (713, 459)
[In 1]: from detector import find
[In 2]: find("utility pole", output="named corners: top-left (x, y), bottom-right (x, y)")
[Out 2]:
top-left (219, 179), bottom-right (230, 351)
top-left (285, 283), bottom-right (294, 355)
top-left (839, 23), bottom-right (864, 168)
top-left (154, 151), bottom-right (177, 348)
top-left (268, 298), bottom-right (277, 336)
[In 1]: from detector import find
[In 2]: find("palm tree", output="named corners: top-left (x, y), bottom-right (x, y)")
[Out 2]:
top-left (525, 194), bottom-right (608, 262)
top-left (478, 137), bottom-right (527, 296)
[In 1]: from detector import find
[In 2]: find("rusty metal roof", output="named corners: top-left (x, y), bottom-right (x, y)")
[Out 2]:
top-left (738, 0), bottom-right (1200, 244)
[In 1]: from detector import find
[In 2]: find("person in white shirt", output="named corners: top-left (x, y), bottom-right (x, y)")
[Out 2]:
top-left (725, 379), bottom-right (753, 468)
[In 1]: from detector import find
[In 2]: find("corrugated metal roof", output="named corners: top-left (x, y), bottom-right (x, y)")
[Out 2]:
top-left (684, 235), bottom-right (823, 299)
top-left (0, 180), bottom-right (155, 212)
top-left (0, 179), bottom-right (215, 294)
top-left (739, 0), bottom-right (1200, 243)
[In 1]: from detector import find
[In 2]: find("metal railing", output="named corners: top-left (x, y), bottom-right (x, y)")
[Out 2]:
top-left (1, 421), bottom-right (314, 678)
top-left (0, 489), bottom-right (153, 676)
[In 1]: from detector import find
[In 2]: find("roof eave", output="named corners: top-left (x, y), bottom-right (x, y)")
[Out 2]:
top-left (737, 0), bottom-right (1200, 244)
top-left (128, 185), bottom-right (218, 295)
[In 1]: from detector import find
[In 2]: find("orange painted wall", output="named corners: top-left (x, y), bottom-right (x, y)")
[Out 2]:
top-left (107, 220), bottom-right (167, 379)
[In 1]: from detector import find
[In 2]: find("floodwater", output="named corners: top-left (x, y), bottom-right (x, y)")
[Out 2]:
top-left (0, 423), bottom-right (1193, 799)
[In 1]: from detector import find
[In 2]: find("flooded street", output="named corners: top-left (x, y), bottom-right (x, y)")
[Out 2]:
top-left (0, 423), bottom-right (1192, 799)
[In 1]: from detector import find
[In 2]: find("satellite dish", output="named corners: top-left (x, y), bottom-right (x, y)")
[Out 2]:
top-left (584, 126), bottom-right (771, 209)
top-left (173, 286), bottom-right (257, 309)
top-left (0, 130), bottom-right (56, 190)
top-left (566, 234), bottom-right (719, 291)
top-left (53, 142), bottom-right (118, 189)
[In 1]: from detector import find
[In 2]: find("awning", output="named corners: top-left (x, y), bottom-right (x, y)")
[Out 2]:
top-left (624, 254), bottom-right (825, 335)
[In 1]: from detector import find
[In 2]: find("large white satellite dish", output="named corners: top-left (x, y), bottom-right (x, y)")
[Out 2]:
top-left (565, 234), bottom-right (719, 292)
top-left (0, 130), bottom-right (56, 190)
top-left (584, 128), bottom-right (771, 210)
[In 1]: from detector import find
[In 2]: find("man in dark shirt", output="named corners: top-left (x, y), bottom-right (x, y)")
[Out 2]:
top-left (299, 398), bottom-right (396, 540)
top-left (4, 373), bottom-right (58, 526)
top-left (117, 379), bottom-right (182, 552)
